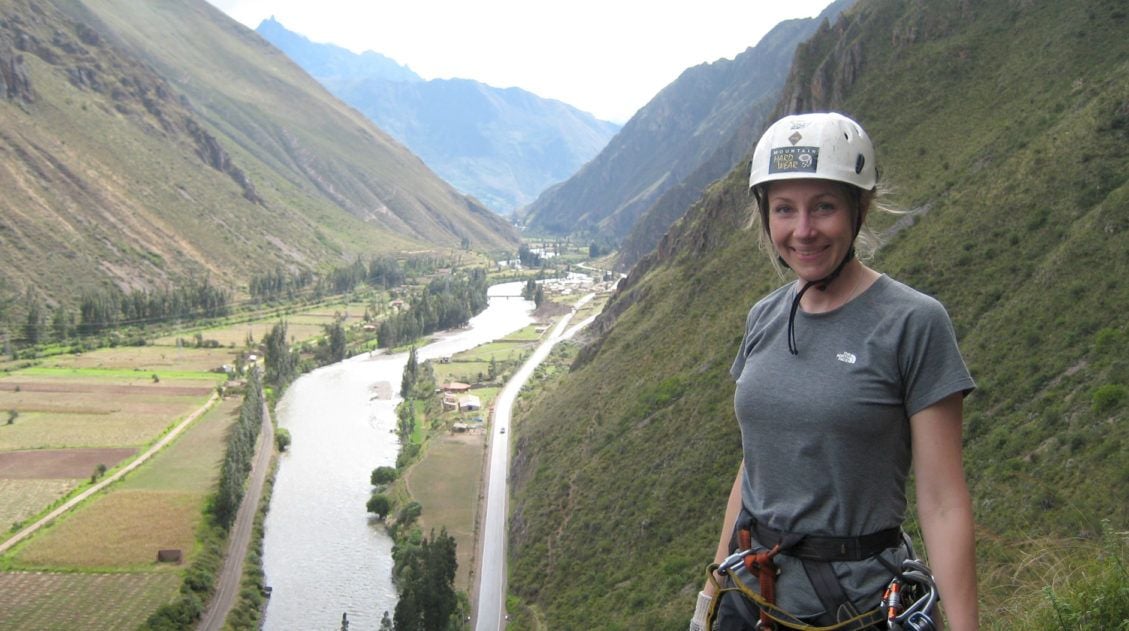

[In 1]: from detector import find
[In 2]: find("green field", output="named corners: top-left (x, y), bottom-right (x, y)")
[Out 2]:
top-left (0, 373), bottom-right (219, 451)
top-left (149, 298), bottom-right (374, 349)
top-left (0, 571), bottom-right (182, 630)
top-left (407, 433), bottom-right (485, 591)
top-left (0, 480), bottom-right (76, 534)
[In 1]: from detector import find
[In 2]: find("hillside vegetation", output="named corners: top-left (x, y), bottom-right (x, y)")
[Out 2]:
top-left (507, 0), bottom-right (1129, 628)
top-left (0, 0), bottom-right (517, 324)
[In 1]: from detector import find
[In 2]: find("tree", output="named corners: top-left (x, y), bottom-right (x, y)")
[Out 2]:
top-left (401, 346), bottom-right (418, 398)
top-left (22, 289), bottom-right (42, 345)
top-left (324, 321), bottom-right (347, 364)
top-left (275, 427), bottom-right (291, 452)
top-left (393, 529), bottom-right (458, 631)
top-left (263, 321), bottom-right (298, 389)
top-left (51, 306), bottom-right (73, 341)
top-left (371, 466), bottom-right (397, 486)
top-left (367, 493), bottom-right (391, 520)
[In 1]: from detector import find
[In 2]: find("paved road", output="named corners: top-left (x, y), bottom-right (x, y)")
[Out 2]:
top-left (198, 395), bottom-right (275, 631)
top-left (474, 295), bottom-right (595, 631)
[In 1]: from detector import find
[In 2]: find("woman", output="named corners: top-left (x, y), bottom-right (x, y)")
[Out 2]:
top-left (690, 113), bottom-right (978, 630)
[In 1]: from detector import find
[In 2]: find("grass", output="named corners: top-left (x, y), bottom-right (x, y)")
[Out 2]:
top-left (115, 396), bottom-right (240, 493)
top-left (0, 571), bottom-right (182, 631)
top-left (31, 346), bottom-right (236, 374)
top-left (0, 379), bottom-right (214, 450)
top-left (0, 480), bottom-right (76, 534)
top-left (406, 433), bottom-right (485, 591)
top-left (11, 490), bottom-right (203, 569)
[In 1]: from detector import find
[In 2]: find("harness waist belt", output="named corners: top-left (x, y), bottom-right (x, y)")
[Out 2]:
top-left (748, 520), bottom-right (901, 563)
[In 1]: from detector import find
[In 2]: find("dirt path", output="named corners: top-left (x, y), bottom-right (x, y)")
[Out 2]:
top-left (0, 391), bottom-right (220, 556)
top-left (198, 397), bottom-right (275, 630)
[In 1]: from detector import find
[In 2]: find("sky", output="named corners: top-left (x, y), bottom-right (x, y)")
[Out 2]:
top-left (205, 0), bottom-right (837, 123)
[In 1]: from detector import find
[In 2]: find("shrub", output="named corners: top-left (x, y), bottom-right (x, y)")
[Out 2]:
top-left (397, 501), bottom-right (422, 528)
top-left (367, 493), bottom-right (392, 520)
top-left (1091, 384), bottom-right (1128, 414)
top-left (371, 466), bottom-right (397, 486)
top-left (274, 427), bottom-right (291, 452)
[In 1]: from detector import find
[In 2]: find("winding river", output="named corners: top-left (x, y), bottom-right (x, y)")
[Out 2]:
top-left (261, 282), bottom-right (534, 630)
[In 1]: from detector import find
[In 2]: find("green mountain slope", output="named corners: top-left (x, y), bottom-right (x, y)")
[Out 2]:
top-left (0, 0), bottom-right (517, 314)
top-left (508, 0), bottom-right (1129, 627)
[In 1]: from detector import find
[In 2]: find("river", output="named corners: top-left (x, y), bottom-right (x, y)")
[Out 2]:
top-left (261, 282), bottom-right (534, 630)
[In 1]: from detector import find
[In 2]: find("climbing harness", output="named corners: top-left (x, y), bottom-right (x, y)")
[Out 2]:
top-left (880, 560), bottom-right (938, 631)
top-left (703, 519), bottom-right (939, 631)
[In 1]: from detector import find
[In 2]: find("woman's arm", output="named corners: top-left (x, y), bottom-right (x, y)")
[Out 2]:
top-left (910, 392), bottom-right (979, 630)
top-left (690, 461), bottom-right (745, 630)
top-left (704, 460), bottom-right (745, 596)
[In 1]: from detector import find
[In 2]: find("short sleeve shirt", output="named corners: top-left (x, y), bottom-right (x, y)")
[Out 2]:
top-left (729, 274), bottom-right (974, 615)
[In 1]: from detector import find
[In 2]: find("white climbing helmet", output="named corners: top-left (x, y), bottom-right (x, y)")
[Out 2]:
top-left (749, 112), bottom-right (878, 195)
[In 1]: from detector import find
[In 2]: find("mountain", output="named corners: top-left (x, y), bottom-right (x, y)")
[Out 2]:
top-left (507, 0), bottom-right (1129, 627)
top-left (518, 0), bottom-right (854, 264)
top-left (256, 17), bottom-right (422, 84)
top-left (0, 0), bottom-right (517, 317)
top-left (256, 18), bottom-right (621, 215)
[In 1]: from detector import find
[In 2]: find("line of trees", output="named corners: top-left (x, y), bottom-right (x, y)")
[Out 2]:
top-left (377, 269), bottom-right (489, 349)
top-left (392, 528), bottom-right (460, 631)
top-left (12, 279), bottom-right (232, 346)
top-left (521, 278), bottom-right (545, 308)
top-left (211, 369), bottom-right (264, 529)
top-left (263, 321), bottom-right (299, 392)
top-left (249, 255), bottom-right (455, 303)
top-left (248, 266), bottom-right (314, 300)
top-left (77, 279), bottom-right (231, 336)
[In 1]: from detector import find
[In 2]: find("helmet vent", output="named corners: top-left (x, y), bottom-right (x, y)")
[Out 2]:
top-left (855, 154), bottom-right (866, 174)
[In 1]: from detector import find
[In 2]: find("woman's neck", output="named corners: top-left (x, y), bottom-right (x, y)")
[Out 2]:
top-left (796, 261), bottom-right (879, 314)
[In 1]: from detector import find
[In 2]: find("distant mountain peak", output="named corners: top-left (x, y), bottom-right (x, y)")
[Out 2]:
top-left (256, 17), bottom-right (421, 83)
top-left (257, 20), bottom-right (620, 215)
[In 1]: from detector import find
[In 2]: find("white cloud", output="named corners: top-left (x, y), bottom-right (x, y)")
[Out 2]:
top-left (206, 0), bottom-right (837, 123)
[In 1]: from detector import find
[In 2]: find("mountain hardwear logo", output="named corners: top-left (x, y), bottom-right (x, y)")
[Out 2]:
top-left (836, 352), bottom-right (857, 364)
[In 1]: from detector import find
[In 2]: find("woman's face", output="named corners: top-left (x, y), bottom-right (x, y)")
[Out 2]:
top-left (765, 178), bottom-right (857, 283)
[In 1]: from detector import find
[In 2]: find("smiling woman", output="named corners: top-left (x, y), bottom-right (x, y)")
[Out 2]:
top-left (692, 113), bottom-right (979, 631)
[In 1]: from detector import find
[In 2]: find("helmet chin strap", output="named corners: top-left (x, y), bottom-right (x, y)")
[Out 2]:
top-left (786, 247), bottom-right (855, 355)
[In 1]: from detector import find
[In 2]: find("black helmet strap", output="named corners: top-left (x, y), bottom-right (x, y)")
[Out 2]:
top-left (786, 246), bottom-right (855, 355)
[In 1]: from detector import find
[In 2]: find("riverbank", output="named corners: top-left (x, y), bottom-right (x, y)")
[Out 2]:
top-left (393, 290), bottom-right (607, 616)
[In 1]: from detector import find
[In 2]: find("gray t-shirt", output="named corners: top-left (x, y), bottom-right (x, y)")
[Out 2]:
top-left (729, 274), bottom-right (974, 617)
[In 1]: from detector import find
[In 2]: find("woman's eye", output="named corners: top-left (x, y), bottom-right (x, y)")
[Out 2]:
top-left (772, 205), bottom-right (793, 215)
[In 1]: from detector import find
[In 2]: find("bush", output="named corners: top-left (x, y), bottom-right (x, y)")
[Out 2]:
top-left (367, 493), bottom-right (392, 520)
top-left (371, 466), bottom-right (397, 486)
top-left (1041, 526), bottom-right (1129, 629)
top-left (275, 427), bottom-right (291, 452)
top-left (1091, 384), bottom-right (1128, 414)
top-left (397, 501), bottom-right (422, 528)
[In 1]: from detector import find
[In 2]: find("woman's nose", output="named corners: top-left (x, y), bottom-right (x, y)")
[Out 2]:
top-left (794, 210), bottom-right (817, 237)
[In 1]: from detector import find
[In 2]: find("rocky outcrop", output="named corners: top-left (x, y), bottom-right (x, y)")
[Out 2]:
top-left (186, 118), bottom-right (263, 205)
top-left (0, 49), bottom-right (33, 102)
